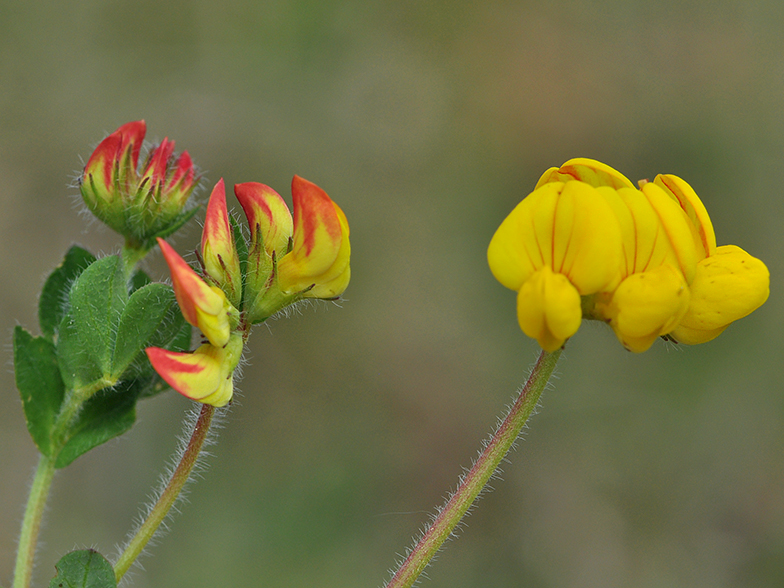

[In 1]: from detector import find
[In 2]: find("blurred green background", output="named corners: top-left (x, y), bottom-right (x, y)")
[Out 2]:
top-left (1, 1), bottom-right (782, 587)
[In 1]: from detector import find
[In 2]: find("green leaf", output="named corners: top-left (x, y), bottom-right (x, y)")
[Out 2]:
top-left (68, 255), bottom-right (127, 376)
top-left (111, 283), bottom-right (181, 379)
top-left (56, 310), bottom-right (105, 391)
top-left (14, 327), bottom-right (66, 456)
top-left (55, 378), bottom-right (146, 468)
top-left (48, 549), bottom-right (116, 588)
top-left (39, 246), bottom-right (96, 339)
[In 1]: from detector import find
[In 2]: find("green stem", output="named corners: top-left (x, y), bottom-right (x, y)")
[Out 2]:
top-left (120, 242), bottom-right (150, 278)
top-left (385, 348), bottom-right (561, 588)
top-left (114, 403), bottom-right (216, 583)
top-left (12, 453), bottom-right (56, 588)
top-left (12, 377), bottom-right (112, 588)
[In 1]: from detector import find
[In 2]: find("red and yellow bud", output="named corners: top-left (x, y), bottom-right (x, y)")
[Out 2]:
top-left (235, 182), bottom-right (294, 259)
top-left (146, 334), bottom-right (243, 407)
top-left (81, 121), bottom-right (146, 210)
top-left (201, 180), bottom-right (242, 307)
top-left (157, 238), bottom-right (235, 347)
top-left (277, 176), bottom-right (351, 299)
top-left (80, 121), bottom-right (198, 248)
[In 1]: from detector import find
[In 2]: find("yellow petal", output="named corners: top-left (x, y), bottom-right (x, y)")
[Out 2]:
top-left (158, 238), bottom-right (232, 347)
top-left (534, 158), bottom-right (636, 190)
top-left (516, 267), bottom-right (582, 352)
top-left (277, 177), bottom-right (351, 297)
top-left (555, 181), bottom-right (623, 293)
top-left (488, 181), bottom-right (623, 294)
top-left (601, 265), bottom-right (690, 352)
top-left (640, 182), bottom-right (699, 284)
top-left (654, 174), bottom-right (716, 258)
top-left (671, 245), bottom-right (770, 344)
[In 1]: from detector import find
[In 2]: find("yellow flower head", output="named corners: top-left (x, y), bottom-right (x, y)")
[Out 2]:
top-left (490, 159), bottom-right (769, 351)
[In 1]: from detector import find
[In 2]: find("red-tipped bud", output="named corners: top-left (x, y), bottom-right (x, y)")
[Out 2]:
top-left (201, 180), bottom-right (242, 307)
top-left (80, 121), bottom-right (199, 249)
top-left (157, 238), bottom-right (235, 347)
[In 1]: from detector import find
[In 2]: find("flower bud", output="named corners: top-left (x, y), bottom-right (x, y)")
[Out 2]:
top-left (235, 176), bottom-right (351, 323)
top-left (158, 238), bottom-right (237, 347)
top-left (277, 176), bottom-right (351, 298)
top-left (201, 180), bottom-right (242, 307)
top-left (80, 121), bottom-right (198, 248)
top-left (146, 334), bottom-right (243, 407)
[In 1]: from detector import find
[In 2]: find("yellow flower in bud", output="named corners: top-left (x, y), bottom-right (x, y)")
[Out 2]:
top-left (157, 237), bottom-right (235, 347)
top-left (488, 180), bottom-right (623, 351)
top-left (146, 334), bottom-right (243, 407)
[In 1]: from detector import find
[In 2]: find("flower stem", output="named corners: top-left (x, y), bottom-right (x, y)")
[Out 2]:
top-left (385, 348), bottom-right (561, 588)
top-left (114, 403), bottom-right (216, 583)
top-left (12, 454), bottom-right (56, 588)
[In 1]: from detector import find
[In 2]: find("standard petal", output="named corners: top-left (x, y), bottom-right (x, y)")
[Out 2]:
top-left (640, 182), bottom-right (699, 284)
top-left (276, 176), bottom-right (350, 295)
top-left (535, 158), bottom-right (636, 190)
top-left (654, 174), bottom-right (716, 258)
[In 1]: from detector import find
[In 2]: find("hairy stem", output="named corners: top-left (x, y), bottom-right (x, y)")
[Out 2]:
top-left (12, 454), bottom-right (57, 588)
top-left (385, 348), bottom-right (561, 588)
top-left (114, 403), bottom-right (216, 583)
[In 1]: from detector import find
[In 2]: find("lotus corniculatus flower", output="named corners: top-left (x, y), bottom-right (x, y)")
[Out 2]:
top-left (490, 158), bottom-right (769, 352)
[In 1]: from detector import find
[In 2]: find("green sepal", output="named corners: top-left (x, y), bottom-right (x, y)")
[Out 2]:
top-left (13, 326), bottom-right (66, 456)
top-left (55, 376), bottom-right (151, 468)
top-left (142, 205), bottom-right (201, 250)
top-left (68, 255), bottom-right (127, 377)
top-left (38, 245), bottom-right (96, 339)
top-left (230, 214), bottom-right (249, 311)
top-left (48, 549), bottom-right (116, 588)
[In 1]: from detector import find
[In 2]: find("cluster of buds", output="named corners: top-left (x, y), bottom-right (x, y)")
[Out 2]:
top-left (79, 121), bottom-right (198, 250)
top-left (488, 158), bottom-right (769, 352)
top-left (146, 176), bottom-right (351, 406)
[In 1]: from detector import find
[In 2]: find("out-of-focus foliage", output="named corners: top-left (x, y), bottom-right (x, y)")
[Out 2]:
top-left (1, 1), bottom-right (782, 587)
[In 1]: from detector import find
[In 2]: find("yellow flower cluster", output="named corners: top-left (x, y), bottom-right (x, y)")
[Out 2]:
top-left (488, 159), bottom-right (769, 352)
